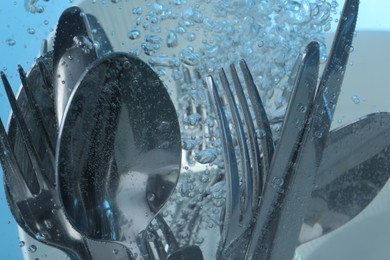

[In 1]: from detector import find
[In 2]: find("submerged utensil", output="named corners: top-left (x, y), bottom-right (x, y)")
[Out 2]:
top-left (304, 112), bottom-right (390, 237)
top-left (57, 52), bottom-right (181, 258)
top-left (246, 0), bottom-right (359, 259)
top-left (53, 6), bottom-right (98, 126)
top-left (0, 56), bottom-right (131, 259)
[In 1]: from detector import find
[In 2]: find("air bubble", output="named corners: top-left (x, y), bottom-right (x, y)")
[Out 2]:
top-left (195, 149), bottom-right (217, 164)
top-left (6, 39), bottom-right (16, 46)
top-left (128, 29), bottom-right (142, 40)
top-left (28, 245), bottom-right (37, 253)
top-left (352, 95), bottom-right (360, 104)
top-left (147, 192), bottom-right (156, 202)
top-left (345, 45), bottom-right (354, 53)
top-left (27, 28), bottom-right (36, 35)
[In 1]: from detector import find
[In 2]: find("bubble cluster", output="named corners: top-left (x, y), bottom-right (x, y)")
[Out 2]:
top-left (145, 0), bottom-right (339, 253)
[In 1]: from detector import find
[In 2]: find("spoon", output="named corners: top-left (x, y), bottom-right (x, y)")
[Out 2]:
top-left (56, 52), bottom-right (181, 258)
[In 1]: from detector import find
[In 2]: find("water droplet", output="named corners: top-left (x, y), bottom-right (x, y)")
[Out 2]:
top-left (43, 20), bottom-right (49, 25)
top-left (113, 249), bottom-right (119, 255)
top-left (28, 245), bottom-right (37, 253)
top-left (19, 241), bottom-right (25, 247)
top-left (6, 39), bottom-right (16, 46)
top-left (128, 29), bottom-right (141, 40)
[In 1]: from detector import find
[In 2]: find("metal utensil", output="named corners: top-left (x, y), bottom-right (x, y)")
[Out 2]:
top-left (206, 59), bottom-right (274, 259)
top-left (57, 52), bottom-right (181, 258)
top-left (246, 0), bottom-right (359, 259)
top-left (207, 40), bottom-right (319, 258)
top-left (166, 245), bottom-right (203, 260)
top-left (53, 6), bottom-right (98, 126)
top-left (0, 58), bottom-right (131, 259)
top-left (304, 112), bottom-right (390, 237)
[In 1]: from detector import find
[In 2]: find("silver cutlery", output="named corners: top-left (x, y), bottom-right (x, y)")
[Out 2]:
top-left (307, 112), bottom-right (390, 237)
top-left (207, 39), bottom-right (320, 259)
top-left (53, 6), bottom-right (98, 126)
top-left (0, 58), bottom-right (131, 259)
top-left (56, 52), bottom-right (182, 259)
top-left (246, 0), bottom-right (359, 259)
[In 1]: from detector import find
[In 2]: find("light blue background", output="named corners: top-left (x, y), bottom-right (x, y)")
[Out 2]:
top-left (0, 1), bottom-right (72, 258)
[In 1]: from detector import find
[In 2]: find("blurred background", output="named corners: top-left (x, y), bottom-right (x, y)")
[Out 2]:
top-left (0, 0), bottom-right (389, 259)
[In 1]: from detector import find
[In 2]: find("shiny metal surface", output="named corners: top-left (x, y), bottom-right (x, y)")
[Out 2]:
top-left (166, 245), bottom-right (203, 260)
top-left (0, 55), bottom-right (131, 260)
top-left (57, 52), bottom-right (181, 258)
top-left (307, 112), bottom-right (390, 237)
top-left (246, 0), bottom-right (359, 259)
top-left (206, 60), bottom-right (273, 258)
top-left (53, 6), bottom-right (98, 126)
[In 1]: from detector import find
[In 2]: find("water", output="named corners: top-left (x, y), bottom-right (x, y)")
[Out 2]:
top-left (0, 0), bottom-right (338, 258)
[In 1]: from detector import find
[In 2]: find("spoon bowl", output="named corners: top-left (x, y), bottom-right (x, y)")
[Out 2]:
top-left (56, 52), bottom-right (181, 257)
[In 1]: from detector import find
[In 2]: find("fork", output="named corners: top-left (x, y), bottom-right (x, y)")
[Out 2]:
top-left (245, 0), bottom-right (359, 259)
top-left (206, 38), bottom-right (320, 258)
top-left (0, 63), bottom-right (132, 259)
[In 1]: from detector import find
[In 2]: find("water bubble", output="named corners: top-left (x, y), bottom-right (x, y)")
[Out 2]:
top-left (179, 49), bottom-right (199, 66)
top-left (147, 192), bottom-right (156, 202)
top-left (352, 95), bottom-right (360, 104)
top-left (149, 54), bottom-right (181, 68)
top-left (167, 30), bottom-right (178, 48)
top-left (184, 113), bottom-right (201, 126)
top-left (19, 241), bottom-right (25, 247)
top-left (43, 20), bottom-right (49, 25)
top-left (132, 7), bottom-right (142, 15)
top-left (28, 245), bottom-right (37, 253)
top-left (128, 29), bottom-right (141, 40)
top-left (73, 35), bottom-right (94, 53)
top-left (27, 28), bottom-right (36, 35)
top-left (44, 220), bottom-right (53, 229)
top-left (113, 249), bottom-right (119, 255)
top-left (195, 149), bottom-right (217, 164)
top-left (345, 45), bottom-right (354, 53)
top-left (35, 232), bottom-right (46, 241)
top-left (296, 103), bottom-right (307, 113)
top-left (6, 39), bottom-right (16, 46)
top-left (187, 32), bottom-right (196, 41)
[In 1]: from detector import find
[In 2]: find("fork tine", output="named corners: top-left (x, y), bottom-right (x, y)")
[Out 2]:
top-left (219, 68), bottom-right (253, 215)
top-left (0, 118), bottom-right (33, 201)
top-left (239, 60), bottom-right (274, 178)
top-left (228, 64), bottom-right (262, 211)
top-left (205, 75), bottom-right (241, 254)
top-left (1, 72), bottom-right (47, 187)
top-left (18, 65), bottom-right (55, 162)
